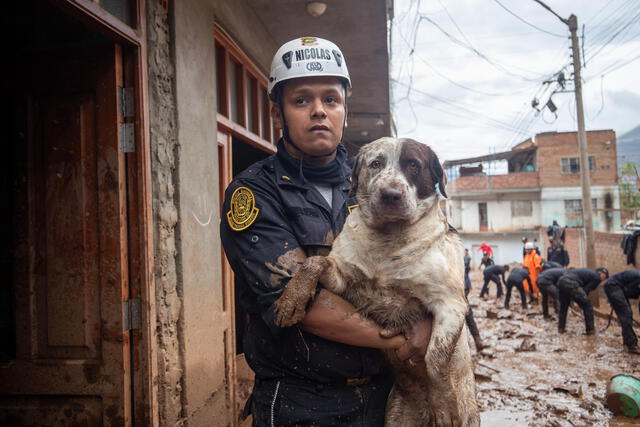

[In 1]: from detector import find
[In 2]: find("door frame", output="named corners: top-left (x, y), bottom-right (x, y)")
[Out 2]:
top-left (48, 1), bottom-right (156, 424)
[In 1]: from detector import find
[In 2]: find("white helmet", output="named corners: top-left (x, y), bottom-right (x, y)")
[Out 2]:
top-left (525, 242), bottom-right (535, 250)
top-left (268, 37), bottom-right (351, 100)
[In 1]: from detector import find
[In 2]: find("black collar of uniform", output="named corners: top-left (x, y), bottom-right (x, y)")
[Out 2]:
top-left (274, 139), bottom-right (352, 190)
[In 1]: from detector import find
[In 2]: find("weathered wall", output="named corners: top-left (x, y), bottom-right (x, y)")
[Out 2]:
top-left (540, 185), bottom-right (621, 232)
top-left (453, 196), bottom-right (540, 233)
top-left (146, 1), bottom-right (185, 425)
top-left (173, 0), bottom-right (229, 424)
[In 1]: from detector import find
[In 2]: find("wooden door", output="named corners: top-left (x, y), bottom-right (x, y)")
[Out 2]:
top-left (1, 44), bottom-right (132, 426)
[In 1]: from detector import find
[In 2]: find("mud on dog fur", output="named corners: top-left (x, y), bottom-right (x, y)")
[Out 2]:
top-left (275, 137), bottom-right (479, 427)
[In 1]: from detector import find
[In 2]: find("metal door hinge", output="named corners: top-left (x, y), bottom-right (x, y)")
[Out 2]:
top-left (119, 87), bottom-right (135, 118)
top-left (119, 123), bottom-right (135, 152)
top-left (123, 298), bottom-right (141, 331)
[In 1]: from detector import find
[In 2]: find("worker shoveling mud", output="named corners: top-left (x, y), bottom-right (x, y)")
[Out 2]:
top-left (468, 270), bottom-right (638, 427)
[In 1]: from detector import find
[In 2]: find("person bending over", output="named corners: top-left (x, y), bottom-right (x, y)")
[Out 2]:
top-left (480, 264), bottom-right (509, 299)
top-left (558, 267), bottom-right (609, 335)
top-left (604, 269), bottom-right (640, 354)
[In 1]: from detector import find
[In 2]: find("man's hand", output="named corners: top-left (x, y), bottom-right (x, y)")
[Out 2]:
top-left (380, 316), bottom-right (433, 363)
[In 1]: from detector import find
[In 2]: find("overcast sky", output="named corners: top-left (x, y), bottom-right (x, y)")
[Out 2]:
top-left (391, 0), bottom-right (640, 162)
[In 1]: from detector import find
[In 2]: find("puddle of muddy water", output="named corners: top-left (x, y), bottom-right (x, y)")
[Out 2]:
top-left (481, 410), bottom-right (534, 426)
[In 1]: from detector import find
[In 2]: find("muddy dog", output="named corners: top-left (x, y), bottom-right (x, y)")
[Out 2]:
top-left (274, 137), bottom-right (479, 426)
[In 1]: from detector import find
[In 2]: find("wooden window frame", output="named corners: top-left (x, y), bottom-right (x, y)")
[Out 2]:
top-left (511, 200), bottom-right (533, 217)
top-left (214, 26), bottom-right (278, 155)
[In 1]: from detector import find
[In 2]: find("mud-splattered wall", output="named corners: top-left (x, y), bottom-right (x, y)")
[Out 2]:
top-left (146, 1), bottom-right (185, 425)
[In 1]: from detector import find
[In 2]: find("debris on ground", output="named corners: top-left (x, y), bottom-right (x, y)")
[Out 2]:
top-left (468, 271), bottom-right (638, 427)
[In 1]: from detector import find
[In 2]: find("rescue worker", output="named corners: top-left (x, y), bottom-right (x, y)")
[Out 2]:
top-left (523, 241), bottom-right (542, 303)
top-left (220, 37), bottom-right (431, 426)
top-left (558, 267), bottom-right (609, 335)
top-left (542, 261), bottom-right (563, 270)
top-left (479, 252), bottom-right (494, 270)
top-left (478, 241), bottom-right (493, 258)
top-left (480, 264), bottom-right (509, 299)
top-left (536, 267), bottom-right (565, 318)
top-left (463, 250), bottom-right (486, 351)
top-left (504, 267), bottom-right (532, 310)
top-left (603, 269), bottom-right (640, 354)
top-left (547, 237), bottom-right (570, 267)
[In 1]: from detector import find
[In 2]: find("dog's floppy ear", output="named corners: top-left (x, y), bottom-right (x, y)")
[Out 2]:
top-left (430, 152), bottom-right (448, 200)
top-left (348, 154), bottom-right (362, 199)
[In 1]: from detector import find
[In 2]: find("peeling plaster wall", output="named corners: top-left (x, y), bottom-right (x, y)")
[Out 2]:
top-left (146, 1), bottom-right (186, 425)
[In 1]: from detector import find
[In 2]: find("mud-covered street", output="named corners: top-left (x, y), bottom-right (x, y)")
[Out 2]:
top-left (468, 271), bottom-right (639, 426)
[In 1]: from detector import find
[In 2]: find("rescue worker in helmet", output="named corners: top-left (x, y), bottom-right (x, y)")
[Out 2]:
top-left (220, 37), bottom-right (432, 426)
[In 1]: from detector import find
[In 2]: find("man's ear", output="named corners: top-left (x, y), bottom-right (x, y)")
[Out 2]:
top-left (271, 104), bottom-right (283, 130)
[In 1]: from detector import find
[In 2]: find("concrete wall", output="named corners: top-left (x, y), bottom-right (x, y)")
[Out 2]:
top-left (173, 0), bottom-right (229, 424)
top-left (147, 0), bottom-right (275, 424)
top-left (452, 196), bottom-right (541, 233)
top-left (540, 185), bottom-right (621, 232)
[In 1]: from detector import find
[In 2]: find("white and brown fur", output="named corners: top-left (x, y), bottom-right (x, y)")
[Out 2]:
top-left (275, 137), bottom-right (479, 426)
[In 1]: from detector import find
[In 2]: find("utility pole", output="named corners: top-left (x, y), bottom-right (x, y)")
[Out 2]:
top-left (567, 15), bottom-right (597, 271)
top-left (533, 1), bottom-right (597, 271)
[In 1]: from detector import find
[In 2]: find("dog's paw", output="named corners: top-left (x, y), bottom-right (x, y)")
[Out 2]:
top-left (274, 294), bottom-right (308, 327)
top-left (426, 392), bottom-right (462, 427)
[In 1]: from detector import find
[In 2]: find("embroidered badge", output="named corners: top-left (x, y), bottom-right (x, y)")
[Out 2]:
top-left (347, 204), bottom-right (358, 214)
top-left (227, 186), bottom-right (260, 231)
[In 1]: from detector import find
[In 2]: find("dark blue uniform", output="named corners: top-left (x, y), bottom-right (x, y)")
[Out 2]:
top-left (547, 244), bottom-right (570, 267)
top-left (542, 261), bottom-right (563, 271)
top-left (220, 142), bottom-right (391, 426)
top-left (537, 268), bottom-right (564, 317)
top-left (504, 268), bottom-right (532, 309)
top-left (558, 268), bottom-right (601, 334)
top-left (480, 264), bottom-right (507, 298)
top-left (464, 254), bottom-right (472, 293)
top-left (604, 270), bottom-right (640, 350)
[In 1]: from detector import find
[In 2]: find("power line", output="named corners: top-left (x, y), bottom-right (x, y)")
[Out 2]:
top-left (492, 0), bottom-right (566, 37)
top-left (584, 10), bottom-right (640, 64)
top-left (418, 14), bottom-right (552, 81)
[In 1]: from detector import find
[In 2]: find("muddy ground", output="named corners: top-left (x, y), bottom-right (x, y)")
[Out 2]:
top-left (468, 271), bottom-right (639, 427)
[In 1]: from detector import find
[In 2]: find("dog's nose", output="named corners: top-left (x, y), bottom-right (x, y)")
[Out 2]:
top-left (381, 188), bottom-right (403, 204)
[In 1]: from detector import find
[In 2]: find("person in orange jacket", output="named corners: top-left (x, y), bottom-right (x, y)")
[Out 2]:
top-left (523, 242), bottom-right (542, 301)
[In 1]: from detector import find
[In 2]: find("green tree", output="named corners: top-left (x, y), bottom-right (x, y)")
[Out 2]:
top-left (619, 162), bottom-right (640, 208)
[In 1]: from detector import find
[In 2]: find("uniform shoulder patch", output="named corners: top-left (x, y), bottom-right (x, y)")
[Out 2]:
top-left (227, 186), bottom-right (260, 231)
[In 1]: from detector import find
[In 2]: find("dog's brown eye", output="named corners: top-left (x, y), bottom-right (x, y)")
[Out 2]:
top-left (408, 160), bottom-right (419, 169)
top-left (370, 160), bottom-right (381, 169)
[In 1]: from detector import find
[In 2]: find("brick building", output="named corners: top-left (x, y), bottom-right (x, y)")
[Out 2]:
top-left (445, 130), bottom-right (620, 265)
